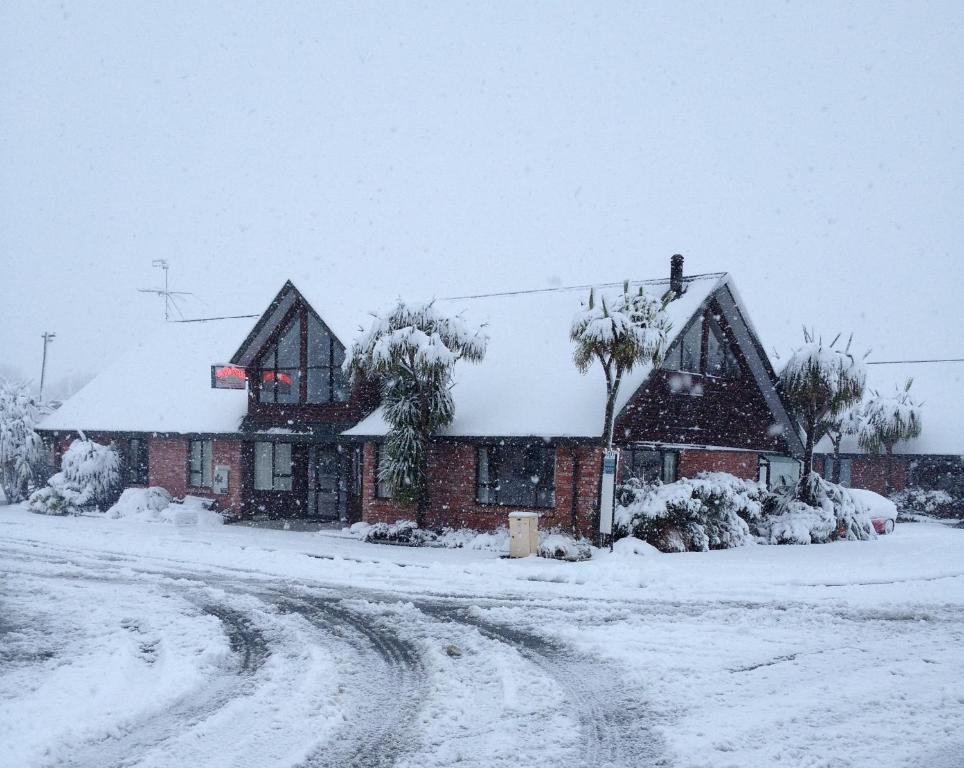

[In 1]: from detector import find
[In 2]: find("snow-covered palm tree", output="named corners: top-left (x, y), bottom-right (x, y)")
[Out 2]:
top-left (347, 300), bottom-right (487, 523)
top-left (857, 378), bottom-right (922, 493)
top-left (570, 281), bottom-right (671, 448)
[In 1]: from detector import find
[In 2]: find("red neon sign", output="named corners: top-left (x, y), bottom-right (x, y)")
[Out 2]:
top-left (211, 365), bottom-right (247, 389)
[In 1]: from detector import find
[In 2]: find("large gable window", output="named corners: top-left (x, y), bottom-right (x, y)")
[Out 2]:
top-left (256, 307), bottom-right (349, 405)
top-left (662, 311), bottom-right (740, 379)
top-left (477, 444), bottom-right (555, 509)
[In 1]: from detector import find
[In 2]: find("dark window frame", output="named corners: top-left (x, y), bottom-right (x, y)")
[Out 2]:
top-left (187, 439), bottom-right (213, 489)
top-left (475, 443), bottom-right (556, 509)
top-left (622, 447), bottom-right (679, 485)
top-left (253, 441), bottom-right (293, 492)
top-left (662, 308), bottom-right (741, 380)
top-left (373, 443), bottom-right (391, 499)
top-left (255, 303), bottom-right (350, 406)
top-left (127, 438), bottom-right (150, 485)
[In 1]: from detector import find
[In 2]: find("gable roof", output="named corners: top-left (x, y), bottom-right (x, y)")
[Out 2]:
top-left (344, 273), bottom-right (802, 447)
top-left (39, 317), bottom-right (252, 435)
top-left (815, 361), bottom-right (964, 456)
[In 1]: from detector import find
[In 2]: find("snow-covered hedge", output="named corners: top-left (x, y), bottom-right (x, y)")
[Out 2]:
top-left (28, 438), bottom-right (121, 515)
top-left (537, 533), bottom-right (593, 561)
top-left (754, 473), bottom-right (875, 544)
top-left (615, 472), bottom-right (767, 552)
top-left (890, 487), bottom-right (957, 518)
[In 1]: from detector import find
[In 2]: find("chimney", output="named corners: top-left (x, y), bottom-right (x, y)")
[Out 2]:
top-left (670, 253), bottom-right (685, 296)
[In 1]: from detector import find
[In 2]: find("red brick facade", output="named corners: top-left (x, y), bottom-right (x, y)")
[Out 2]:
top-left (149, 437), bottom-right (244, 514)
top-left (361, 441), bottom-right (604, 536)
top-left (847, 456), bottom-right (907, 495)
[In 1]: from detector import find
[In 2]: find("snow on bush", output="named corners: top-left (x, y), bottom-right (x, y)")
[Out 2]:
top-left (538, 533), bottom-right (593, 561)
top-left (106, 488), bottom-right (223, 527)
top-left (615, 472), bottom-right (766, 552)
top-left (756, 473), bottom-right (875, 544)
top-left (28, 438), bottom-right (121, 515)
top-left (61, 438), bottom-right (121, 508)
top-left (890, 487), bottom-right (957, 518)
top-left (0, 379), bottom-right (45, 503)
top-left (363, 519), bottom-right (430, 546)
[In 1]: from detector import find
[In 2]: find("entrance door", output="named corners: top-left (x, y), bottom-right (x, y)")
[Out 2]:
top-left (307, 446), bottom-right (347, 521)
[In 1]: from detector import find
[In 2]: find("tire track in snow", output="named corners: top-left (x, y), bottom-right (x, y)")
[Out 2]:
top-left (417, 600), bottom-right (668, 768)
top-left (266, 589), bottom-right (427, 768)
top-left (56, 599), bottom-right (271, 768)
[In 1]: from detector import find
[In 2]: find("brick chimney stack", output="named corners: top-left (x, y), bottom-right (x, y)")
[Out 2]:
top-left (670, 253), bottom-right (685, 296)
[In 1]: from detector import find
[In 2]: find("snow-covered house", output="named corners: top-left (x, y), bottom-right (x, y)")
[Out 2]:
top-left (38, 257), bottom-right (804, 533)
top-left (814, 361), bottom-right (964, 499)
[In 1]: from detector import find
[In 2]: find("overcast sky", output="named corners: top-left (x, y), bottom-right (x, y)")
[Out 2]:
top-left (2, 1), bottom-right (962, 391)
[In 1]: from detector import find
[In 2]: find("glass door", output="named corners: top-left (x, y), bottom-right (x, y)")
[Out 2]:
top-left (307, 446), bottom-right (347, 521)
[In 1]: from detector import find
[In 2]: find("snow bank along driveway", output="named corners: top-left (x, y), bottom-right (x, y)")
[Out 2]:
top-left (1, 507), bottom-right (963, 768)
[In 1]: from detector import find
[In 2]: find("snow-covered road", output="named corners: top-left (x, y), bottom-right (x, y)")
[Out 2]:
top-left (2, 506), bottom-right (963, 768)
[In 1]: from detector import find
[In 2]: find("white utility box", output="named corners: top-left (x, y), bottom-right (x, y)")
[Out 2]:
top-left (508, 511), bottom-right (539, 558)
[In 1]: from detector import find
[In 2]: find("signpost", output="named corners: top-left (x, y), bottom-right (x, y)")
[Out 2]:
top-left (598, 448), bottom-right (619, 549)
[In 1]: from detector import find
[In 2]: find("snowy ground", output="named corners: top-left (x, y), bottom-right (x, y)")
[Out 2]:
top-left (1, 504), bottom-right (962, 768)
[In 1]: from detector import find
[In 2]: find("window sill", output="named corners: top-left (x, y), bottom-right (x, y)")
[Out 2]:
top-left (475, 500), bottom-right (556, 511)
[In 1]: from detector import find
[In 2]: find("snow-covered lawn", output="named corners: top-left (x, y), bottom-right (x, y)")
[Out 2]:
top-left (1, 504), bottom-right (962, 767)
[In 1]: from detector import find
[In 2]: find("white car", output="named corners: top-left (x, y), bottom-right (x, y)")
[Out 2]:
top-left (849, 488), bottom-right (898, 534)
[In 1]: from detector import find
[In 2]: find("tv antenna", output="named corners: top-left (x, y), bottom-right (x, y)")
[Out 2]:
top-left (138, 259), bottom-right (193, 321)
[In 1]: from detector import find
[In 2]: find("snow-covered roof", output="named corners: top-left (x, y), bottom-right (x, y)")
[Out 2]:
top-left (345, 274), bottom-right (731, 438)
top-left (815, 361), bottom-right (964, 456)
top-left (39, 318), bottom-right (253, 435)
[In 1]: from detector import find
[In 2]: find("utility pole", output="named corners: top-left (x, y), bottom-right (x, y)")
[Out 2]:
top-left (137, 260), bottom-right (193, 321)
top-left (39, 331), bottom-right (56, 403)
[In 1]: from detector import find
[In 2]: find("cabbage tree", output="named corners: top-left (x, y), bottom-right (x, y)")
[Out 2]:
top-left (858, 379), bottom-right (922, 493)
top-left (347, 300), bottom-right (487, 522)
top-left (571, 281), bottom-right (671, 448)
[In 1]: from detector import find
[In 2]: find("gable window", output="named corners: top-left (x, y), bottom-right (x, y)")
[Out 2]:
top-left (662, 310), bottom-right (740, 379)
top-left (307, 314), bottom-right (350, 404)
top-left (373, 443), bottom-right (391, 499)
top-left (188, 440), bottom-right (213, 488)
top-left (256, 307), bottom-right (350, 405)
top-left (254, 442), bottom-right (293, 491)
top-left (477, 443), bottom-right (555, 508)
top-left (623, 448), bottom-right (678, 485)
top-left (126, 438), bottom-right (150, 485)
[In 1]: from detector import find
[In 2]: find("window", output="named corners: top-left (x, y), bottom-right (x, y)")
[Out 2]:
top-left (623, 448), bottom-right (678, 484)
top-left (188, 440), bottom-right (213, 488)
top-left (839, 458), bottom-right (852, 487)
top-left (820, 456), bottom-right (852, 487)
top-left (477, 444), bottom-right (555, 508)
top-left (254, 442), bottom-right (293, 491)
top-left (256, 308), bottom-right (350, 405)
top-left (374, 444), bottom-right (391, 499)
top-left (662, 311), bottom-right (740, 379)
top-left (705, 316), bottom-right (740, 378)
top-left (258, 315), bottom-right (301, 404)
top-left (127, 438), bottom-right (150, 485)
top-left (307, 314), bottom-right (350, 404)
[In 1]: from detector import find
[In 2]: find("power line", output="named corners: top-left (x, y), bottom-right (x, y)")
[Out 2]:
top-left (866, 358), bottom-right (964, 365)
top-left (171, 314), bottom-right (260, 323)
top-left (441, 272), bottom-right (727, 301)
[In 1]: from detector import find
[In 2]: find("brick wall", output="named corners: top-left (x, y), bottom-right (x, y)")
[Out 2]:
top-left (149, 437), bottom-right (244, 515)
top-left (678, 449), bottom-right (758, 480)
top-left (361, 441), bottom-right (603, 536)
top-left (850, 456), bottom-right (908, 495)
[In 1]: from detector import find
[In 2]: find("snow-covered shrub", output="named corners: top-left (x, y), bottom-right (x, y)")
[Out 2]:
top-left (538, 533), bottom-right (593, 561)
top-left (61, 438), bottom-right (121, 509)
top-left (890, 487), bottom-right (957, 518)
top-left (347, 521), bottom-right (372, 537)
top-left (615, 472), bottom-right (767, 552)
top-left (755, 473), bottom-right (875, 544)
top-left (0, 379), bottom-right (45, 503)
top-left (363, 519), bottom-right (433, 547)
top-left (28, 438), bottom-right (121, 515)
top-left (106, 487), bottom-right (173, 520)
top-left (429, 526), bottom-right (510, 551)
